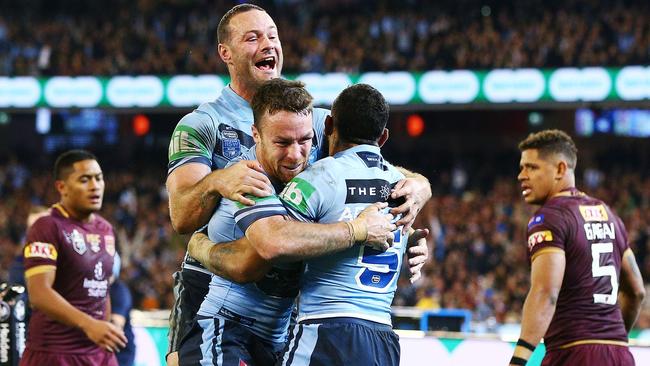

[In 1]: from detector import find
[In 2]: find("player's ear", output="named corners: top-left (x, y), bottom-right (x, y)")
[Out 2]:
top-left (324, 115), bottom-right (334, 136)
top-left (218, 43), bottom-right (231, 64)
top-left (377, 128), bottom-right (389, 147)
top-left (556, 160), bottom-right (567, 180)
top-left (252, 125), bottom-right (261, 144)
top-left (54, 180), bottom-right (66, 196)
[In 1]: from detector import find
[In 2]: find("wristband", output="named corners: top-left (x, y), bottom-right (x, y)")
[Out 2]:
top-left (516, 339), bottom-right (536, 352)
top-left (348, 219), bottom-right (368, 243)
top-left (509, 356), bottom-right (528, 365)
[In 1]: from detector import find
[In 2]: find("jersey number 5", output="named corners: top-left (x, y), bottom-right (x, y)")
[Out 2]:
top-left (355, 230), bottom-right (402, 291)
top-left (591, 242), bottom-right (618, 305)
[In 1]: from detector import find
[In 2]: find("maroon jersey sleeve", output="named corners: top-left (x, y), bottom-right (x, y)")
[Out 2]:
top-left (526, 205), bottom-right (571, 261)
top-left (24, 214), bottom-right (60, 278)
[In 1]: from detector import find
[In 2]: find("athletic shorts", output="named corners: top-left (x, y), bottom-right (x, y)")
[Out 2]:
top-left (20, 348), bottom-right (117, 366)
top-left (168, 268), bottom-right (211, 355)
top-left (178, 314), bottom-right (285, 366)
top-left (281, 317), bottom-right (400, 366)
top-left (543, 343), bottom-right (634, 366)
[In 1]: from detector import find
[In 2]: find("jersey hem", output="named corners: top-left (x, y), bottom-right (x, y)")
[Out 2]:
top-left (298, 312), bottom-right (392, 326)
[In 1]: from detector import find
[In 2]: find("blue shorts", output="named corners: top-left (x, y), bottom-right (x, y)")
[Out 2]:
top-left (178, 314), bottom-right (285, 366)
top-left (281, 317), bottom-right (400, 366)
top-left (168, 268), bottom-right (211, 355)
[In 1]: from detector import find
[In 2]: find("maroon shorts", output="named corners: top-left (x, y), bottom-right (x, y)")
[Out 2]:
top-left (20, 348), bottom-right (118, 366)
top-left (543, 343), bottom-right (634, 366)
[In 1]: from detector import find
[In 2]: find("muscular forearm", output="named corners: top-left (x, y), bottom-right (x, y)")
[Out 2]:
top-left (514, 287), bottom-right (557, 360)
top-left (189, 232), bottom-right (270, 283)
top-left (619, 291), bottom-right (643, 332)
top-left (248, 217), bottom-right (354, 263)
top-left (30, 285), bottom-right (97, 331)
top-left (168, 172), bottom-right (223, 234)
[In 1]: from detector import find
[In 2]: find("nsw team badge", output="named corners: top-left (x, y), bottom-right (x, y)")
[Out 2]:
top-left (222, 129), bottom-right (241, 159)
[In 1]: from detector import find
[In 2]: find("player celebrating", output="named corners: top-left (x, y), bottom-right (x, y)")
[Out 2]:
top-left (21, 150), bottom-right (126, 366)
top-left (166, 4), bottom-right (431, 365)
top-left (510, 130), bottom-right (645, 366)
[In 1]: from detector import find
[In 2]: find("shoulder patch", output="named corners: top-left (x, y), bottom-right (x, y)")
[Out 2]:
top-left (24, 242), bottom-right (58, 260)
top-left (527, 230), bottom-right (553, 251)
top-left (579, 205), bottom-right (609, 222)
top-left (168, 125), bottom-right (210, 161)
top-left (279, 177), bottom-right (316, 216)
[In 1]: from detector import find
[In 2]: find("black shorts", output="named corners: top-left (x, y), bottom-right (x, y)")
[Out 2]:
top-left (167, 268), bottom-right (211, 355)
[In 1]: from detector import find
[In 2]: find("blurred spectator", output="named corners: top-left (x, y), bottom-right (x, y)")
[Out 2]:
top-left (1, 0), bottom-right (649, 76)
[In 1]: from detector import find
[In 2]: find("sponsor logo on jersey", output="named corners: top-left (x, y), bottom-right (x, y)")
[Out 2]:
top-left (87, 234), bottom-right (101, 253)
top-left (105, 235), bottom-right (115, 256)
top-left (221, 129), bottom-right (242, 159)
top-left (527, 230), bottom-right (553, 251)
top-left (168, 126), bottom-right (205, 161)
top-left (83, 277), bottom-right (108, 298)
top-left (24, 242), bottom-right (58, 260)
top-left (64, 229), bottom-right (87, 255)
top-left (356, 151), bottom-right (384, 169)
top-left (13, 300), bottom-right (25, 322)
top-left (579, 204), bottom-right (609, 222)
top-left (94, 261), bottom-right (104, 280)
top-left (345, 179), bottom-right (392, 204)
top-left (280, 177), bottom-right (316, 216)
top-left (527, 214), bottom-right (544, 229)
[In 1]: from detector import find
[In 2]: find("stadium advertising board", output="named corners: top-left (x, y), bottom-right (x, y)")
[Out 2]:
top-left (1, 66), bottom-right (650, 109)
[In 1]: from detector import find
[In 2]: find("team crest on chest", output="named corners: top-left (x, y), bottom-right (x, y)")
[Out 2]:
top-left (94, 261), bottom-right (104, 280)
top-left (87, 234), bottom-right (101, 253)
top-left (104, 235), bottom-right (115, 256)
top-left (64, 229), bottom-right (87, 255)
top-left (222, 129), bottom-right (241, 159)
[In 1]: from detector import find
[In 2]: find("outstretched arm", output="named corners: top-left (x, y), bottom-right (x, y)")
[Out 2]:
top-left (618, 248), bottom-right (646, 332)
top-left (510, 250), bottom-right (565, 365)
top-left (166, 161), bottom-right (272, 234)
top-left (392, 167), bottom-right (432, 232)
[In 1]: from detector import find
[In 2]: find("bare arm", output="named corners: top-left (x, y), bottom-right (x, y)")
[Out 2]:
top-left (405, 228), bottom-right (429, 283)
top-left (618, 248), bottom-right (646, 333)
top-left (26, 269), bottom-right (127, 353)
top-left (245, 203), bottom-right (396, 263)
top-left (188, 232), bottom-right (271, 283)
top-left (510, 250), bottom-right (565, 365)
top-left (391, 167), bottom-right (432, 231)
top-left (166, 161), bottom-right (272, 234)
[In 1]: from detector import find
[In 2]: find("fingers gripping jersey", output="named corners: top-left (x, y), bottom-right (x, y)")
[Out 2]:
top-left (278, 145), bottom-right (407, 325)
top-left (526, 191), bottom-right (630, 350)
top-left (166, 86), bottom-right (329, 274)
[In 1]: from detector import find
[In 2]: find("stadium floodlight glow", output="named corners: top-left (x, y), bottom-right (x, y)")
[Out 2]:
top-left (418, 70), bottom-right (479, 104)
top-left (36, 108), bottom-right (51, 134)
top-left (167, 75), bottom-right (225, 107)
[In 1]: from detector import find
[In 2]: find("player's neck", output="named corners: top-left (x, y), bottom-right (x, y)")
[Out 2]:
top-left (58, 202), bottom-right (93, 223)
top-left (229, 80), bottom-right (257, 103)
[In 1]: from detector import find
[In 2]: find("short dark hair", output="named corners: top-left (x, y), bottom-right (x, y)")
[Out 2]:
top-left (54, 150), bottom-right (98, 180)
top-left (332, 84), bottom-right (389, 145)
top-left (217, 3), bottom-right (266, 44)
top-left (251, 78), bottom-right (313, 130)
top-left (518, 129), bottom-right (578, 169)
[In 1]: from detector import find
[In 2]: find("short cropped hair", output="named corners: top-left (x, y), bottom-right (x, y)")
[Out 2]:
top-left (217, 3), bottom-right (266, 44)
top-left (54, 149), bottom-right (98, 180)
top-left (332, 84), bottom-right (389, 145)
top-left (251, 78), bottom-right (313, 130)
top-left (518, 129), bottom-right (578, 169)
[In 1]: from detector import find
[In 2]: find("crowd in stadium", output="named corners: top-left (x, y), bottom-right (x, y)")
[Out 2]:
top-left (1, 0), bottom-right (649, 76)
top-left (1, 156), bottom-right (648, 330)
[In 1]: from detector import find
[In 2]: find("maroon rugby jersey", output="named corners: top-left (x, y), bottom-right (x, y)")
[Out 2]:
top-left (23, 203), bottom-right (116, 353)
top-left (526, 189), bottom-right (630, 350)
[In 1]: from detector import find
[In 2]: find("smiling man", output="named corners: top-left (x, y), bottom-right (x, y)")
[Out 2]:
top-left (510, 130), bottom-right (645, 366)
top-left (21, 150), bottom-right (126, 366)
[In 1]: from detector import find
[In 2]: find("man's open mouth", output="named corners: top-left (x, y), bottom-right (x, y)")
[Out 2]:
top-left (255, 56), bottom-right (276, 71)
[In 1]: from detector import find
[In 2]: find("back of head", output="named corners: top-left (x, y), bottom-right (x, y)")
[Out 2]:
top-left (217, 3), bottom-right (266, 45)
top-left (251, 78), bottom-right (313, 130)
top-left (332, 84), bottom-right (389, 145)
top-left (54, 149), bottom-right (98, 180)
top-left (518, 129), bottom-right (578, 169)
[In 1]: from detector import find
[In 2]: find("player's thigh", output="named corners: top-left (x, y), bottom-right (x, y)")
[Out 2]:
top-left (281, 320), bottom-right (399, 366)
top-left (168, 269), bottom-right (211, 355)
top-left (543, 344), bottom-right (634, 366)
top-left (20, 348), bottom-right (117, 366)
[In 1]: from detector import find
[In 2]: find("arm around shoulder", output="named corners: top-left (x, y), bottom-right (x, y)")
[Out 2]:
top-left (619, 248), bottom-right (646, 332)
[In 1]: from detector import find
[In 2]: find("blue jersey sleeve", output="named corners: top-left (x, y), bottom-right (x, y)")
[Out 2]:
top-left (168, 109), bottom-right (217, 174)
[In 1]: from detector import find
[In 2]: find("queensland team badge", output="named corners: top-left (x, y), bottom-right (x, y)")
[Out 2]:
top-left (222, 129), bottom-right (241, 159)
top-left (87, 234), bottom-right (101, 253)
